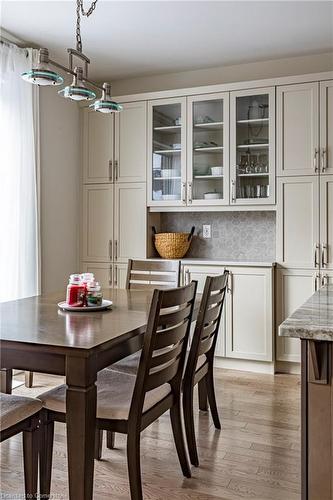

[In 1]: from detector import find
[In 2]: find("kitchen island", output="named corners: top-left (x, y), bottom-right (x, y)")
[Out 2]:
top-left (279, 285), bottom-right (333, 500)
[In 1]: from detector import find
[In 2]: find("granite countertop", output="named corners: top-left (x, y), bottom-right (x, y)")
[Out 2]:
top-left (279, 285), bottom-right (333, 341)
top-left (180, 258), bottom-right (275, 267)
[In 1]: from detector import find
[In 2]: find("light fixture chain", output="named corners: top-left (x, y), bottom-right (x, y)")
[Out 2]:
top-left (76, 0), bottom-right (99, 53)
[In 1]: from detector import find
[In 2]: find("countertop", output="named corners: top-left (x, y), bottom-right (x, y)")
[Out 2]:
top-left (180, 258), bottom-right (275, 268)
top-left (279, 285), bottom-right (333, 342)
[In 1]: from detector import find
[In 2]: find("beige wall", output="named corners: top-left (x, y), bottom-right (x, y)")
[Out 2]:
top-left (112, 52), bottom-right (333, 96)
top-left (40, 87), bottom-right (80, 293)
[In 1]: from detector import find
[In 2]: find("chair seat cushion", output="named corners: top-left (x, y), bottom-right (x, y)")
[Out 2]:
top-left (0, 394), bottom-right (42, 432)
top-left (38, 369), bottom-right (171, 420)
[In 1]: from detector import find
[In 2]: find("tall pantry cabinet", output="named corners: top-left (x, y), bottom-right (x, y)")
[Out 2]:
top-left (81, 102), bottom-right (147, 288)
top-left (276, 80), bottom-right (333, 363)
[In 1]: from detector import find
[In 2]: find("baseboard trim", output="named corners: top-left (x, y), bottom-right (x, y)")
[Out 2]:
top-left (275, 360), bottom-right (301, 375)
top-left (214, 357), bottom-right (275, 374)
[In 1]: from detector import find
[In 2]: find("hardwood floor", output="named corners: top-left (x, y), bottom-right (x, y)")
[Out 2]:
top-left (0, 369), bottom-right (301, 500)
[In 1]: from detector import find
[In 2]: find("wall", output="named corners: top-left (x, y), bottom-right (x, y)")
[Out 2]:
top-left (159, 211), bottom-right (276, 262)
top-left (112, 52), bottom-right (333, 96)
top-left (40, 87), bottom-right (80, 293)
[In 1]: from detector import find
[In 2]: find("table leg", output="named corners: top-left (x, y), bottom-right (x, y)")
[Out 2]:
top-left (0, 368), bottom-right (13, 394)
top-left (66, 357), bottom-right (97, 500)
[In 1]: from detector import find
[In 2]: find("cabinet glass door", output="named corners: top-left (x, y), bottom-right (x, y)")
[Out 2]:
top-left (187, 93), bottom-right (229, 205)
top-left (231, 88), bottom-right (275, 205)
top-left (148, 98), bottom-right (186, 205)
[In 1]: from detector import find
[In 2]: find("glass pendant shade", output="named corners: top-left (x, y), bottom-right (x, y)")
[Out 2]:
top-left (58, 66), bottom-right (96, 101)
top-left (21, 48), bottom-right (63, 86)
top-left (90, 82), bottom-right (122, 113)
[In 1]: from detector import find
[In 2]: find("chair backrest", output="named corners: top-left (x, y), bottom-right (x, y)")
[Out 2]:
top-left (126, 259), bottom-right (181, 290)
top-left (129, 281), bottom-right (197, 419)
top-left (184, 271), bottom-right (229, 382)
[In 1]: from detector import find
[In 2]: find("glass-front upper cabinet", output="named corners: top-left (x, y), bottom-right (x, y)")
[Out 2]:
top-left (230, 88), bottom-right (275, 205)
top-left (148, 97), bottom-right (186, 206)
top-left (187, 93), bottom-right (229, 205)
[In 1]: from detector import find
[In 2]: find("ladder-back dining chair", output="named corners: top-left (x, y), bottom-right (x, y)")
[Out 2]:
top-left (183, 271), bottom-right (229, 466)
top-left (126, 258), bottom-right (181, 289)
top-left (38, 281), bottom-right (197, 500)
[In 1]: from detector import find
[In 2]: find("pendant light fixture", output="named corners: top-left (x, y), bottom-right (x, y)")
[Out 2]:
top-left (21, 0), bottom-right (121, 113)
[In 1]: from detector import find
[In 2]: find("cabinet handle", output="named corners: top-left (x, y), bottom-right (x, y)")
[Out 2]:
top-left (313, 149), bottom-right (319, 172)
top-left (114, 160), bottom-right (119, 181)
top-left (185, 269), bottom-right (190, 285)
top-left (109, 239), bottom-right (113, 260)
top-left (114, 240), bottom-right (118, 261)
top-left (231, 179), bottom-right (236, 203)
top-left (187, 182), bottom-right (192, 204)
top-left (109, 265), bottom-right (113, 286)
top-left (322, 243), bottom-right (328, 267)
top-left (314, 243), bottom-right (320, 268)
top-left (227, 272), bottom-right (232, 294)
top-left (322, 274), bottom-right (329, 287)
top-left (108, 160), bottom-right (113, 182)
top-left (315, 273), bottom-right (320, 291)
top-left (321, 148), bottom-right (327, 173)
top-left (114, 265), bottom-right (118, 287)
top-left (181, 183), bottom-right (186, 204)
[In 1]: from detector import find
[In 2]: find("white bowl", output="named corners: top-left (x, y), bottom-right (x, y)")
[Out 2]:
top-left (210, 166), bottom-right (223, 176)
top-left (204, 192), bottom-right (222, 200)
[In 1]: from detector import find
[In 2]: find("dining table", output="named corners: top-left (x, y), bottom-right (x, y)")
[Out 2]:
top-left (0, 287), bottom-right (200, 500)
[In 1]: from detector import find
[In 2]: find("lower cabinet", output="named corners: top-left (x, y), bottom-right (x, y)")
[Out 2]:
top-left (81, 262), bottom-right (128, 289)
top-left (182, 264), bottom-right (274, 361)
top-left (275, 268), bottom-right (317, 362)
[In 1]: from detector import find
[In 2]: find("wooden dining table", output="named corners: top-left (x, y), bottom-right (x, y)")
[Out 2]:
top-left (0, 287), bottom-right (199, 499)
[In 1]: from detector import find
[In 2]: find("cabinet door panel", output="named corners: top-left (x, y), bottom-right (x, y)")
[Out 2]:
top-left (114, 263), bottom-right (128, 289)
top-left (115, 102), bottom-right (147, 183)
top-left (320, 175), bottom-right (333, 270)
top-left (82, 185), bottom-right (113, 262)
top-left (277, 83), bottom-right (319, 176)
top-left (81, 262), bottom-right (112, 288)
top-left (226, 267), bottom-right (273, 361)
top-left (276, 268), bottom-right (316, 362)
top-left (320, 80), bottom-right (333, 175)
top-left (114, 183), bottom-right (146, 263)
top-left (83, 110), bottom-right (113, 184)
top-left (276, 176), bottom-right (319, 268)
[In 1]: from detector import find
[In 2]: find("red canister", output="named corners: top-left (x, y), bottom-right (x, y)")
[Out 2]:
top-left (66, 274), bottom-right (86, 307)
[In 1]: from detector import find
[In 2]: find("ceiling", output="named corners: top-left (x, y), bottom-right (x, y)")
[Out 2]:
top-left (1, 1), bottom-right (333, 82)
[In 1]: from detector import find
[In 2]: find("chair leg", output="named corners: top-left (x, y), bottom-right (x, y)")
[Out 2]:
top-left (127, 431), bottom-right (143, 500)
top-left (107, 430), bottom-right (115, 449)
top-left (39, 413), bottom-right (54, 498)
top-left (22, 416), bottom-right (39, 499)
top-left (94, 429), bottom-right (103, 460)
top-left (206, 365), bottom-right (221, 430)
top-left (25, 371), bottom-right (33, 388)
top-left (170, 401), bottom-right (191, 477)
top-left (183, 385), bottom-right (199, 467)
top-left (198, 377), bottom-right (208, 411)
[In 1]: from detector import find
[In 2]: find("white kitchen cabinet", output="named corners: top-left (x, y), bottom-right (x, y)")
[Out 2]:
top-left (83, 109), bottom-right (113, 184)
top-left (225, 267), bottom-right (273, 362)
top-left (320, 175), bottom-right (333, 270)
top-left (320, 80), bottom-right (333, 175)
top-left (230, 87), bottom-right (275, 205)
top-left (113, 263), bottom-right (128, 289)
top-left (182, 264), bottom-right (227, 357)
top-left (277, 83), bottom-right (319, 177)
top-left (82, 184), bottom-right (113, 262)
top-left (186, 93), bottom-right (229, 206)
top-left (276, 268), bottom-right (317, 362)
top-left (276, 176), bottom-right (319, 268)
top-left (148, 97), bottom-right (187, 207)
top-left (115, 101), bottom-right (147, 183)
top-left (81, 262), bottom-right (112, 288)
top-left (114, 183), bottom-right (146, 263)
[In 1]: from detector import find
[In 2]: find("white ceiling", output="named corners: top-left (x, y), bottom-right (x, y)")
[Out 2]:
top-left (1, 1), bottom-right (333, 82)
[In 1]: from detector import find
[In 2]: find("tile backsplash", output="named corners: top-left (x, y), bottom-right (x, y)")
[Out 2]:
top-left (159, 211), bottom-right (276, 261)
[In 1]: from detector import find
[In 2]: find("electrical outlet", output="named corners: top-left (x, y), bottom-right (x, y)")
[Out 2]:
top-left (202, 224), bottom-right (211, 239)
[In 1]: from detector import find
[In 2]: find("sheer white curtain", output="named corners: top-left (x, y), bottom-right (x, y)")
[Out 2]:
top-left (0, 43), bottom-right (40, 302)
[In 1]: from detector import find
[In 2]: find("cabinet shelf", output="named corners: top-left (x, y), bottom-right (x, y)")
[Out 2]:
top-left (194, 146), bottom-right (224, 152)
top-left (153, 149), bottom-right (181, 154)
top-left (194, 175), bottom-right (224, 179)
top-left (194, 121), bottom-right (224, 130)
top-left (238, 173), bottom-right (269, 178)
top-left (237, 144), bottom-right (269, 149)
top-left (154, 125), bottom-right (181, 133)
top-left (237, 118), bottom-right (269, 125)
top-left (153, 176), bottom-right (181, 181)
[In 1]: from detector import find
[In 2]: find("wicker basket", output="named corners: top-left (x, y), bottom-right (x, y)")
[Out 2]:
top-left (154, 228), bottom-right (194, 259)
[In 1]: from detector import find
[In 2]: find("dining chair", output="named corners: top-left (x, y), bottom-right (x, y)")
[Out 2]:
top-left (0, 393), bottom-right (41, 499)
top-left (38, 281), bottom-right (197, 500)
top-left (126, 258), bottom-right (181, 289)
top-left (183, 271), bottom-right (229, 466)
